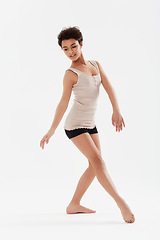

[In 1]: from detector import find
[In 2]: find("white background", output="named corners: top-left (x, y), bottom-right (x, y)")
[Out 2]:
top-left (0, 0), bottom-right (159, 239)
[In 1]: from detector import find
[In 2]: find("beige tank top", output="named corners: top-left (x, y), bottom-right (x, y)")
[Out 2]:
top-left (64, 60), bottom-right (102, 130)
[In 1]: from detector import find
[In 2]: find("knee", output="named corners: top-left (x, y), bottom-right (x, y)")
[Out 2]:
top-left (89, 154), bottom-right (105, 169)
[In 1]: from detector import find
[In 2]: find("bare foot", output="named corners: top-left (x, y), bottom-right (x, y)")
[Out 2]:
top-left (116, 197), bottom-right (135, 223)
top-left (66, 203), bottom-right (96, 214)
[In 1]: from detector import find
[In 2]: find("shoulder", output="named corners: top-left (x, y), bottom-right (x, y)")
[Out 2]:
top-left (94, 60), bottom-right (100, 67)
top-left (65, 68), bottom-right (78, 77)
top-left (94, 60), bottom-right (102, 72)
top-left (63, 69), bottom-right (78, 85)
top-left (94, 60), bottom-right (103, 73)
top-left (64, 69), bottom-right (76, 78)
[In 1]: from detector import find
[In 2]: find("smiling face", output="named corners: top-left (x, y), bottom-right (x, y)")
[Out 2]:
top-left (61, 38), bottom-right (83, 60)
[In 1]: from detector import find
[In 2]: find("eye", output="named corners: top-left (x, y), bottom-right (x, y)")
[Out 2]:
top-left (64, 46), bottom-right (76, 51)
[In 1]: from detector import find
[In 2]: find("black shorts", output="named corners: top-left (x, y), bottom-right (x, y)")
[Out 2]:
top-left (64, 126), bottom-right (98, 139)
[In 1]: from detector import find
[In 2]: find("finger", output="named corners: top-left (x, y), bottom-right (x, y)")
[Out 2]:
top-left (42, 138), bottom-right (47, 144)
top-left (40, 139), bottom-right (42, 147)
top-left (41, 138), bottom-right (44, 142)
top-left (112, 118), bottom-right (116, 126)
top-left (40, 141), bottom-right (43, 148)
top-left (117, 124), bottom-right (119, 132)
top-left (116, 122), bottom-right (119, 132)
top-left (117, 124), bottom-right (121, 132)
top-left (122, 119), bottom-right (125, 127)
top-left (42, 140), bottom-right (46, 149)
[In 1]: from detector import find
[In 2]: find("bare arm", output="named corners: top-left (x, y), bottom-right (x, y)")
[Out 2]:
top-left (95, 60), bottom-right (120, 112)
top-left (49, 70), bottom-right (74, 132)
top-left (40, 70), bottom-right (75, 149)
top-left (95, 60), bottom-right (125, 131)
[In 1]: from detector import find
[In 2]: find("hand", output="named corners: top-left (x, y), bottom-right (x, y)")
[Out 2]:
top-left (112, 110), bottom-right (125, 132)
top-left (40, 128), bottom-right (55, 149)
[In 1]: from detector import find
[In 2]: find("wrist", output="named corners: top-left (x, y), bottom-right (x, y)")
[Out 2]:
top-left (113, 107), bottom-right (120, 113)
top-left (50, 126), bottom-right (56, 132)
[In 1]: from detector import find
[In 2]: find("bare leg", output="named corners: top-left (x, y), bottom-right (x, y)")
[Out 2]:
top-left (69, 166), bottom-right (95, 205)
top-left (66, 166), bottom-right (96, 214)
top-left (68, 133), bottom-right (135, 223)
top-left (91, 158), bottom-right (135, 223)
top-left (66, 133), bottom-right (102, 214)
top-left (66, 162), bottom-right (119, 214)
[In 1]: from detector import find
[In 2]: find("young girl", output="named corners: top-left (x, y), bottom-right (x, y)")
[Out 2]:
top-left (40, 26), bottom-right (135, 223)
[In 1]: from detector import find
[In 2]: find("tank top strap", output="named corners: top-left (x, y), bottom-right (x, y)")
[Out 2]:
top-left (88, 60), bottom-right (100, 74)
top-left (65, 68), bottom-right (80, 76)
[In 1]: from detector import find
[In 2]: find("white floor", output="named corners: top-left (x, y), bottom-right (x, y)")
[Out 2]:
top-left (0, 193), bottom-right (159, 240)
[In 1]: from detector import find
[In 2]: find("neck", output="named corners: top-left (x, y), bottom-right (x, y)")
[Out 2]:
top-left (70, 53), bottom-right (87, 68)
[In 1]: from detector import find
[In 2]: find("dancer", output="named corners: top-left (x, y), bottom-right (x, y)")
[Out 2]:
top-left (40, 26), bottom-right (135, 223)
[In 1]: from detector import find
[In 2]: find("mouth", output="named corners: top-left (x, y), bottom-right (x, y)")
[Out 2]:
top-left (70, 54), bottom-right (76, 57)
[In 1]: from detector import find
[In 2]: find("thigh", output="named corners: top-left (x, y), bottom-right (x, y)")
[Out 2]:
top-left (89, 133), bottom-right (102, 157)
top-left (70, 132), bottom-right (102, 167)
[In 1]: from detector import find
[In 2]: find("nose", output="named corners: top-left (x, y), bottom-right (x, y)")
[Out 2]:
top-left (68, 49), bottom-right (74, 55)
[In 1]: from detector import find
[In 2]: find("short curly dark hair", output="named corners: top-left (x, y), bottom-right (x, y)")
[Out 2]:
top-left (57, 26), bottom-right (83, 48)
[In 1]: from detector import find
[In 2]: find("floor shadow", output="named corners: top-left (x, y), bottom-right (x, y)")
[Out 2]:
top-left (0, 213), bottom-right (125, 227)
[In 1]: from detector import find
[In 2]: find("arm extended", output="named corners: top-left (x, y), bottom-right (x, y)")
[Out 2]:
top-left (49, 70), bottom-right (74, 132)
top-left (50, 101), bottom-right (68, 132)
top-left (96, 61), bottom-right (125, 131)
top-left (95, 61), bottom-right (120, 112)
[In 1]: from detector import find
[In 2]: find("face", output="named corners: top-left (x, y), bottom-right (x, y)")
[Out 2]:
top-left (61, 38), bottom-right (82, 60)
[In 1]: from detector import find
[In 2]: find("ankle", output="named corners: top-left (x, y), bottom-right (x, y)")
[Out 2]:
top-left (69, 200), bottom-right (80, 205)
top-left (114, 195), bottom-right (124, 205)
